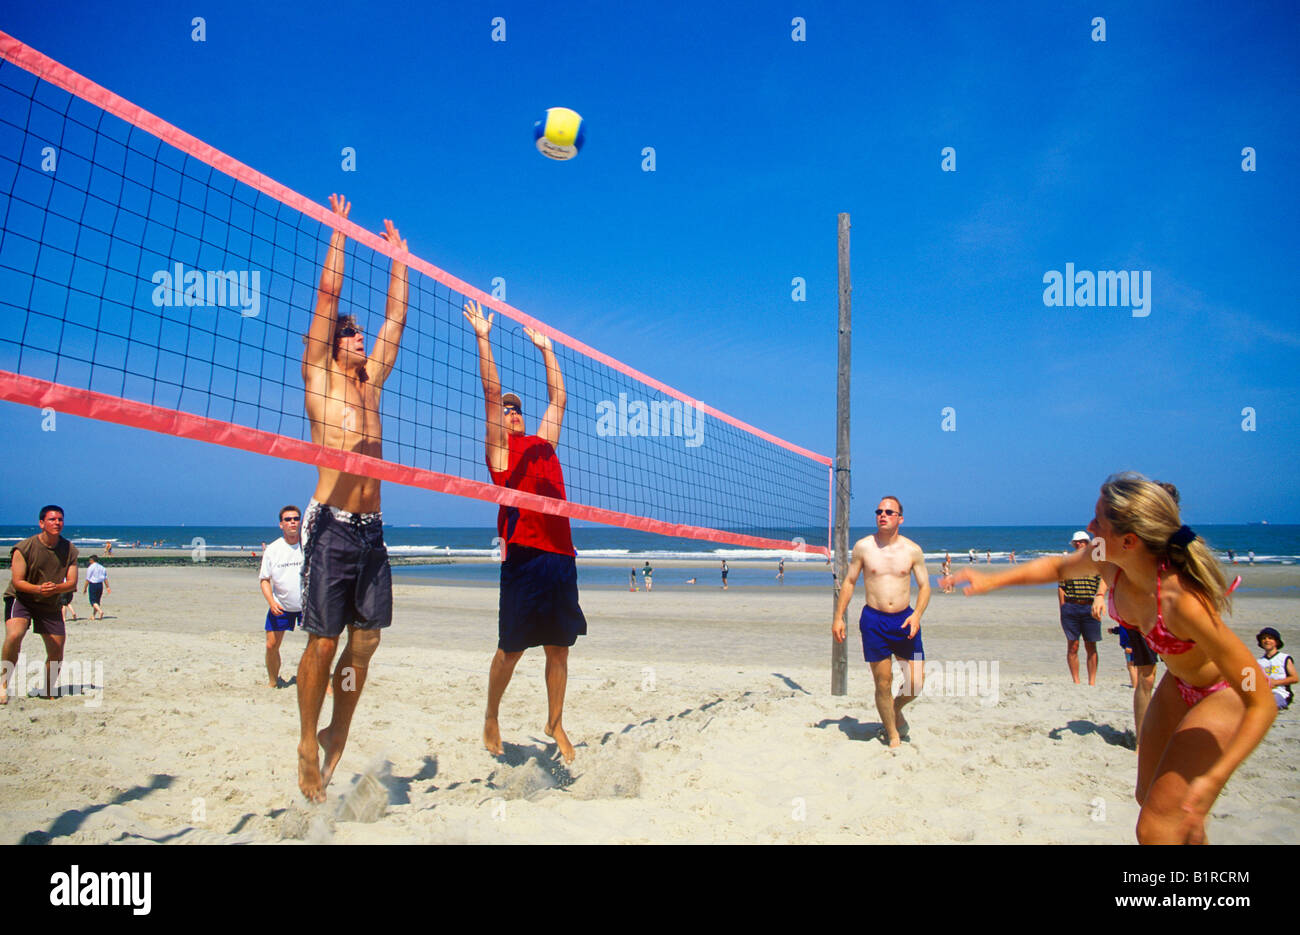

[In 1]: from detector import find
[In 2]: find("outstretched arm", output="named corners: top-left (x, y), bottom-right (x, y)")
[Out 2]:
top-left (525, 327), bottom-right (566, 448)
top-left (463, 300), bottom-right (507, 470)
top-left (366, 219), bottom-right (409, 386)
top-left (946, 544), bottom-right (1104, 595)
top-left (303, 194), bottom-right (350, 381)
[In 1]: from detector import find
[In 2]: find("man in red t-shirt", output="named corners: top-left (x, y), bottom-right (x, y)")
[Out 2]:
top-left (464, 299), bottom-right (587, 764)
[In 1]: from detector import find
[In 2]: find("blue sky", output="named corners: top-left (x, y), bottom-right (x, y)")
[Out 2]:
top-left (1, 0), bottom-right (1297, 529)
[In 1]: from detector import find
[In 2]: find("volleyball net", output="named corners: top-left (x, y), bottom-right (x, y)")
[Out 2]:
top-left (0, 32), bottom-right (831, 555)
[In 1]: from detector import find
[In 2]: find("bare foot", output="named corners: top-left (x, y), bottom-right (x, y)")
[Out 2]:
top-left (545, 720), bottom-right (575, 764)
top-left (318, 727), bottom-right (344, 788)
top-left (894, 712), bottom-right (910, 740)
top-left (298, 738), bottom-right (325, 803)
top-left (484, 716), bottom-right (504, 756)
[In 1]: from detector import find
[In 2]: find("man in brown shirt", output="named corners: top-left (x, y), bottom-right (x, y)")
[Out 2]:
top-left (4, 505), bottom-right (78, 703)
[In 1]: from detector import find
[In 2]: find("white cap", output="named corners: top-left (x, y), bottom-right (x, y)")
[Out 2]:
top-left (1071, 530), bottom-right (1090, 542)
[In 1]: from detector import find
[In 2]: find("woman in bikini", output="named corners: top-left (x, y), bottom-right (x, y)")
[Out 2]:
top-left (943, 472), bottom-right (1276, 844)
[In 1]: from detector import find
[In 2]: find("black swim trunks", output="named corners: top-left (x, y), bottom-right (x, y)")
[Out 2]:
top-left (498, 546), bottom-right (587, 652)
top-left (300, 499), bottom-right (392, 638)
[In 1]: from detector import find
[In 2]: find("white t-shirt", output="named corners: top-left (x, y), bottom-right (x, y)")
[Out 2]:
top-left (1259, 652), bottom-right (1292, 707)
top-left (86, 561), bottom-right (108, 584)
top-left (259, 537), bottom-right (303, 613)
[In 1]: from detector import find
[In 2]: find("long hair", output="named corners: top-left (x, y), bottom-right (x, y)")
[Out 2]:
top-left (1099, 472), bottom-right (1230, 614)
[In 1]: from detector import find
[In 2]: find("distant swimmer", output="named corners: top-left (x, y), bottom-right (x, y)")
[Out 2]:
top-left (295, 195), bottom-right (409, 803)
top-left (466, 298), bottom-right (587, 765)
top-left (832, 496), bottom-right (931, 748)
top-left (261, 506), bottom-right (304, 688)
top-left (3, 505), bottom-right (78, 702)
top-left (944, 473), bottom-right (1276, 843)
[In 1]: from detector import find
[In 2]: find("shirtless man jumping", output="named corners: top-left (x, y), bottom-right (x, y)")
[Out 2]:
top-left (296, 194), bottom-right (408, 802)
top-left (832, 496), bottom-right (932, 748)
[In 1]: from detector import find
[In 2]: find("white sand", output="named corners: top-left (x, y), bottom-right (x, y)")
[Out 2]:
top-left (1, 565), bottom-right (1295, 844)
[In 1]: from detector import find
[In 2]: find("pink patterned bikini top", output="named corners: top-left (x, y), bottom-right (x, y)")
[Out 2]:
top-left (1107, 562), bottom-right (1197, 655)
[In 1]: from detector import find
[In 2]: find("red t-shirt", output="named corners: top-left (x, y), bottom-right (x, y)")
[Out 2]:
top-left (488, 434), bottom-right (575, 557)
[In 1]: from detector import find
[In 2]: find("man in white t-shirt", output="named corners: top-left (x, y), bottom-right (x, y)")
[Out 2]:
top-left (260, 506), bottom-right (304, 688)
top-left (83, 556), bottom-right (110, 620)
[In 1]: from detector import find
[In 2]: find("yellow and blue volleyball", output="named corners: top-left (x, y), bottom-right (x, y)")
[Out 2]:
top-left (534, 107), bottom-right (585, 161)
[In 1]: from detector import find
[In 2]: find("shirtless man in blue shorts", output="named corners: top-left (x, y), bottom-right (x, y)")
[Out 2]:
top-left (832, 496), bottom-right (932, 748)
top-left (295, 195), bottom-right (408, 802)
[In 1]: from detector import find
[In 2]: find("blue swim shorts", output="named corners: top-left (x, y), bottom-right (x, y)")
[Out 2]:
top-left (859, 604), bottom-right (923, 663)
top-left (265, 609), bottom-right (302, 632)
top-left (498, 546), bottom-right (587, 652)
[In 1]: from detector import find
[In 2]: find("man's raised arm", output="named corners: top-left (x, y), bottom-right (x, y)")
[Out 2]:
top-left (526, 327), bottom-right (566, 448)
top-left (365, 219), bottom-right (409, 387)
top-left (303, 193), bottom-right (350, 381)
top-left (463, 300), bottom-right (507, 466)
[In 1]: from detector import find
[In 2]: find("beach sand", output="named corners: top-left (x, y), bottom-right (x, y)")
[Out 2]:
top-left (1, 564), bottom-right (1295, 844)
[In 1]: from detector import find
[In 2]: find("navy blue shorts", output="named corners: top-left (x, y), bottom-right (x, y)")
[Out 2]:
top-left (265, 609), bottom-right (302, 632)
top-left (1117, 624), bottom-right (1158, 667)
top-left (301, 507), bottom-right (392, 639)
top-left (499, 546), bottom-right (587, 652)
top-left (860, 604), bottom-right (923, 663)
top-left (87, 582), bottom-right (104, 605)
top-left (1060, 602), bottom-right (1101, 642)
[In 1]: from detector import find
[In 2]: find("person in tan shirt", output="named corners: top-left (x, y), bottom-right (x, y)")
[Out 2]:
top-left (4, 505), bottom-right (78, 703)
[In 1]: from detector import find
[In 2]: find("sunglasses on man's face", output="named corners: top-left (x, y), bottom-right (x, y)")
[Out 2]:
top-left (338, 325), bottom-right (361, 338)
top-left (875, 509), bottom-right (900, 517)
top-left (281, 516), bottom-right (301, 523)
top-left (503, 405), bottom-right (521, 415)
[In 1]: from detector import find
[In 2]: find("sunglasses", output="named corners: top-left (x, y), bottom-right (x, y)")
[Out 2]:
top-left (875, 509), bottom-right (900, 517)
top-left (337, 325), bottom-right (361, 338)
top-left (281, 516), bottom-right (301, 523)
top-left (503, 404), bottom-right (521, 415)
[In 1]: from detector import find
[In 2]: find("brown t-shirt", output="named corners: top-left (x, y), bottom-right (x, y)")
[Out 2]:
top-left (4, 535), bottom-right (78, 614)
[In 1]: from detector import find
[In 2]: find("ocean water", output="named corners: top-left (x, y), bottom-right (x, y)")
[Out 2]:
top-left (2, 523), bottom-right (1295, 565)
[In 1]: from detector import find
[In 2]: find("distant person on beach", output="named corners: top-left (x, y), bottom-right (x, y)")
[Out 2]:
top-left (260, 506), bottom-right (304, 688)
top-left (628, 569), bottom-right (637, 592)
top-left (295, 194), bottom-right (409, 802)
top-left (83, 555), bottom-right (109, 620)
top-left (643, 561), bottom-right (653, 592)
top-left (686, 577), bottom-right (697, 585)
top-left (944, 473), bottom-right (1276, 843)
top-left (832, 496), bottom-right (931, 748)
top-left (940, 556), bottom-right (953, 593)
top-left (103, 541), bottom-right (112, 556)
top-left (721, 560), bottom-right (729, 590)
top-left (1227, 549), bottom-right (1236, 565)
top-left (465, 297), bottom-right (586, 765)
top-left (968, 549), bottom-right (975, 564)
top-left (778, 558), bottom-right (785, 583)
top-left (3, 505), bottom-right (78, 703)
top-left (986, 551), bottom-right (991, 564)
top-left (1248, 551), bottom-right (1255, 564)
top-left (1257, 628), bottom-right (1294, 711)
top-left (1009, 551), bottom-right (1017, 564)
top-left (1059, 531), bottom-right (1107, 686)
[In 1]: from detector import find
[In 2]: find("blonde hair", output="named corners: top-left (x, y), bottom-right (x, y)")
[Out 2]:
top-left (1100, 472), bottom-right (1230, 613)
